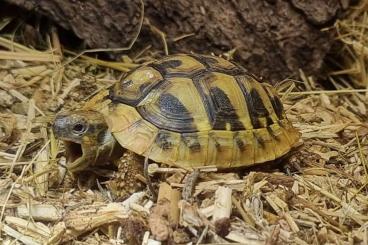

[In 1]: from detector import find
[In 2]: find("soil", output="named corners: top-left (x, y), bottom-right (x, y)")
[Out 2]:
top-left (2, 0), bottom-right (348, 82)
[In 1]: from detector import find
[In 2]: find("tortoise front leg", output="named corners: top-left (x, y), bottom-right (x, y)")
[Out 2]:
top-left (107, 151), bottom-right (146, 200)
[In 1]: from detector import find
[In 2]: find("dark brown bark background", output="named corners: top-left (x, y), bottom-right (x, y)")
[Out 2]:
top-left (2, 0), bottom-right (348, 81)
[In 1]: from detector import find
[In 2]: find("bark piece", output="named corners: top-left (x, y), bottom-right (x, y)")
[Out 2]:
top-left (213, 186), bottom-right (232, 236)
top-left (212, 186), bottom-right (232, 222)
top-left (157, 182), bottom-right (180, 225)
top-left (148, 182), bottom-right (180, 241)
top-left (16, 204), bottom-right (63, 222)
top-left (2, 0), bottom-right (346, 81)
top-left (290, 0), bottom-right (341, 25)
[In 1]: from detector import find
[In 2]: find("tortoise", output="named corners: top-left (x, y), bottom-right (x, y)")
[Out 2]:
top-left (53, 54), bottom-right (301, 173)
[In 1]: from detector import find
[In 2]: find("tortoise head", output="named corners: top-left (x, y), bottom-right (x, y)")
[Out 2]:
top-left (53, 110), bottom-right (119, 172)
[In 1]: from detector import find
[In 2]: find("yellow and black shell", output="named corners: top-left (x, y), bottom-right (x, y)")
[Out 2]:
top-left (106, 54), bottom-right (300, 169)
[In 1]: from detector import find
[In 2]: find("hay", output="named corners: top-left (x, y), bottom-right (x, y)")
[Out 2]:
top-left (0, 5), bottom-right (367, 245)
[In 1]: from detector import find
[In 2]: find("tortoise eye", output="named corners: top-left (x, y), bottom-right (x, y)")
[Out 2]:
top-left (72, 123), bottom-right (87, 134)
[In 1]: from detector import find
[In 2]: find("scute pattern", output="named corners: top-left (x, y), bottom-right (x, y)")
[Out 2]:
top-left (109, 54), bottom-right (300, 168)
top-left (109, 66), bottom-right (163, 106)
top-left (136, 76), bottom-right (211, 132)
top-left (193, 72), bottom-right (251, 131)
top-left (149, 54), bottom-right (205, 76)
top-left (189, 54), bottom-right (246, 75)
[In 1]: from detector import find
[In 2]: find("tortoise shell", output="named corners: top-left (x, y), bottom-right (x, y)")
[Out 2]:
top-left (106, 54), bottom-right (300, 169)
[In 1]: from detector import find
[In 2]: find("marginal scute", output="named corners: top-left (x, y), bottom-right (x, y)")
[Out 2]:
top-left (113, 119), bottom-right (158, 155)
top-left (149, 130), bottom-right (181, 165)
top-left (155, 130), bottom-right (174, 150)
top-left (181, 134), bottom-right (201, 152)
top-left (279, 119), bottom-right (301, 148)
top-left (234, 132), bottom-right (246, 151)
top-left (207, 131), bottom-right (234, 168)
top-left (232, 130), bottom-right (255, 167)
top-left (268, 122), bottom-right (293, 157)
top-left (266, 126), bottom-right (278, 140)
top-left (253, 128), bottom-right (276, 163)
top-left (106, 104), bottom-right (142, 132)
top-left (176, 132), bottom-right (209, 168)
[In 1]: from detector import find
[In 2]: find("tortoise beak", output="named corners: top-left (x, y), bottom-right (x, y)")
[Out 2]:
top-left (62, 138), bottom-right (122, 172)
top-left (64, 141), bottom-right (83, 165)
top-left (62, 140), bottom-right (88, 172)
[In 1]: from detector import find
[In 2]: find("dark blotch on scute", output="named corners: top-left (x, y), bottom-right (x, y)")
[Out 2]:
top-left (193, 55), bottom-right (218, 67)
top-left (254, 132), bottom-right (265, 148)
top-left (267, 126), bottom-right (279, 140)
top-left (209, 87), bottom-right (245, 130)
top-left (278, 119), bottom-right (285, 128)
top-left (150, 59), bottom-right (182, 76)
top-left (271, 96), bottom-right (284, 119)
top-left (158, 59), bottom-right (182, 69)
top-left (181, 134), bottom-right (201, 152)
top-left (234, 77), bottom-right (263, 129)
top-left (188, 142), bottom-right (201, 152)
top-left (234, 133), bottom-right (246, 151)
top-left (263, 86), bottom-right (284, 120)
top-left (155, 131), bottom-right (172, 150)
top-left (158, 93), bottom-right (192, 116)
top-left (209, 133), bottom-right (221, 151)
top-left (250, 89), bottom-right (269, 117)
top-left (266, 116), bottom-right (273, 126)
top-left (190, 54), bottom-right (244, 75)
top-left (210, 87), bottom-right (234, 111)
